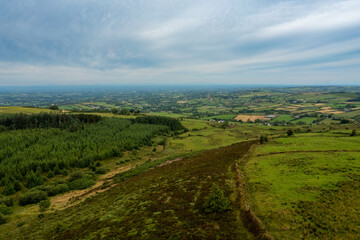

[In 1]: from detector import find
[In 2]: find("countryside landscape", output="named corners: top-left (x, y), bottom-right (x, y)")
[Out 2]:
top-left (0, 86), bottom-right (359, 239)
top-left (1, 0), bottom-right (360, 239)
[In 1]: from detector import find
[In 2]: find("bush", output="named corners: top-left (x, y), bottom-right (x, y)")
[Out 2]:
top-left (19, 190), bottom-right (48, 206)
top-left (47, 184), bottom-right (69, 196)
top-left (39, 199), bottom-right (50, 212)
top-left (26, 171), bottom-right (44, 188)
top-left (47, 171), bottom-right (54, 178)
top-left (95, 167), bottom-right (108, 174)
top-left (0, 203), bottom-right (12, 215)
top-left (2, 183), bottom-right (15, 196)
top-left (68, 177), bottom-right (95, 190)
top-left (68, 171), bottom-right (83, 182)
top-left (0, 214), bottom-right (7, 225)
top-left (14, 181), bottom-right (22, 192)
top-left (0, 197), bottom-right (13, 207)
top-left (350, 130), bottom-right (356, 136)
top-left (203, 184), bottom-right (230, 213)
top-left (287, 129), bottom-right (294, 136)
top-left (260, 135), bottom-right (268, 144)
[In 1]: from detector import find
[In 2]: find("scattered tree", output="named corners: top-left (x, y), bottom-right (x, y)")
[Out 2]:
top-left (203, 184), bottom-right (230, 213)
top-left (287, 129), bottom-right (294, 136)
top-left (49, 104), bottom-right (59, 110)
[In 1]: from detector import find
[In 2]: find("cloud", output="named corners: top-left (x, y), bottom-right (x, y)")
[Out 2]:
top-left (0, 0), bottom-right (359, 85)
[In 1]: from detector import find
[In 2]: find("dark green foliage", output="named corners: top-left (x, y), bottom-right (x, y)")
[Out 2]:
top-left (95, 167), bottom-right (108, 174)
top-left (260, 135), bottom-right (268, 144)
top-left (0, 196), bottom-right (13, 207)
top-left (132, 116), bottom-right (185, 131)
top-left (350, 130), bottom-right (356, 136)
top-left (53, 165), bottom-right (61, 175)
top-left (68, 173), bottom-right (95, 190)
top-left (39, 199), bottom-right (50, 212)
top-left (0, 117), bottom-right (169, 192)
top-left (68, 171), bottom-right (83, 182)
top-left (0, 203), bottom-right (12, 215)
top-left (13, 181), bottom-right (22, 191)
top-left (0, 214), bottom-right (7, 225)
top-left (0, 113), bottom-right (101, 130)
top-left (2, 183), bottom-right (15, 196)
top-left (68, 178), bottom-right (95, 190)
top-left (62, 170), bottom-right (68, 176)
top-left (340, 119), bottom-right (350, 124)
top-left (25, 171), bottom-right (44, 189)
top-left (111, 108), bottom-right (118, 114)
top-left (203, 184), bottom-right (230, 213)
top-left (18, 190), bottom-right (47, 206)
top-left (47, 170), bottom-right (54, 178)
top-left (47, 184), bottom-right (69, 196)
top-left (49, 105), bottom-right (59, 110)
top-left (287, 129), bottom-right (294, 136)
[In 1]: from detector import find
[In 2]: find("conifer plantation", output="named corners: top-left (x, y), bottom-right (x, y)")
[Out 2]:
top-left (0, 113), bottom-right (184, 208)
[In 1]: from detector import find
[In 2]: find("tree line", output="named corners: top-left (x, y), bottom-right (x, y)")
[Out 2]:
top-left (0, 114), bottom-right (184, 202)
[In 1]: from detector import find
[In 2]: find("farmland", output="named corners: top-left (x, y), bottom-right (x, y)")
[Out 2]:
top-left (0, 86), bottom-right (359, 239)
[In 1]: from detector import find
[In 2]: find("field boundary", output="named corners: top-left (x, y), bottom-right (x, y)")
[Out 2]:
top-left (255, 149), bottom-right (360, 157)
top-left (233, 142), bottom-right (273, 240)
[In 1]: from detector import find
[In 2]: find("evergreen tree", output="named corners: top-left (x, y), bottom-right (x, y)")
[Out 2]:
top-left (203, 184), bottom-right (230, 213)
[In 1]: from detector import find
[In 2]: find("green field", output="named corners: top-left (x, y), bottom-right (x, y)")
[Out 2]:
top-left (245, 133), bottom-right (360, 239)
top-left (201, 114), bottom-right (237, 120)
top-left (291, 117), bottom-right (318, 124)
top-left (0, 106), bottom-right (53, 114)
top-left (272, 114), bottom-right (294, 122)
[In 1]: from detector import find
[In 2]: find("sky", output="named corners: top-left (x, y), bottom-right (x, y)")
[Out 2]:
top-left (0, 0), bottom-right (360, 86)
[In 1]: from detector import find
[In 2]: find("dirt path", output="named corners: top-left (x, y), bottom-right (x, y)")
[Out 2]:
top-left (51, 165), bottom-right (132, 210)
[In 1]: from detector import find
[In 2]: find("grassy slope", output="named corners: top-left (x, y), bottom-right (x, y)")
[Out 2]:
top-left (1, 142), bottom-right (256, 240)
top-left (245, 133), bottom-right (360, 239)
top-left (0, 106), bottom-right (53, 114)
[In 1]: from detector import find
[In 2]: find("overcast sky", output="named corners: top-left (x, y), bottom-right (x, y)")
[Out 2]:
top-left (0, 0), bottom-right (359, 86)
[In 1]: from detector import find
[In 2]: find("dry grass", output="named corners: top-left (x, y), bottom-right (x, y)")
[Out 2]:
top-left (235, 115), bottom-right (270, 122)
top-left (317, 107), bottom-right (344, 114)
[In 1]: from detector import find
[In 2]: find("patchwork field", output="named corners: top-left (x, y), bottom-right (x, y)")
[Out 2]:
top-left (235, 115), bottom-right (270, 122)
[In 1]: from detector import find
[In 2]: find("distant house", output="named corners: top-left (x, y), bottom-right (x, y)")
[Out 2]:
top-left (265, 115), bottom-right (277, 118)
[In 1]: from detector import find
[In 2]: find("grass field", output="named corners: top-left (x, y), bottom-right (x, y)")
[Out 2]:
top-left (201, 114), bottom-right (237, 120)
top-left (291, 117), bottom-right (317, 124)
top-left (0, 106), bottom-right (53, 114)
top-left (272, 114), bottom-right (294, 122)
top-left (245, 133), bottom-right (360, 239)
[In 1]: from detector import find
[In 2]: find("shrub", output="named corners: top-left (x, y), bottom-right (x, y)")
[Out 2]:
top-left (287, 129), bottom-right (294, 136)
top-left (95, 167), bottom-right (108, 174)
top-left (19, 190), bottom-right (48, 206)
top-left (26, 171), bottom-right (44, 188)
top-left (39, 199), bottom-right (50, 212)
top-left (68, 171), bottom-right (83, 182)
top-left (350, 130), bottom-right (356, 136)
top-left (0, 214), bottom-right (7, 225)
top-left (2, 183), bottom-right (15, 196)
top-left (260, 135), bottom-right (268, 144)
top-left (0, 203), bottom-right (12, 215)
top-left (68, 177), bottom-right (95, 190)
top-left (203, 184), bottom-right (230, 213)
top-left (13, 181), bottom-right (22, 192)
top-left (47, 184), bottom-right (69, 196)
top-left (47, 171), bottom-right (54, 178)
top-left (0, 197), bottom-right (13, 207)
